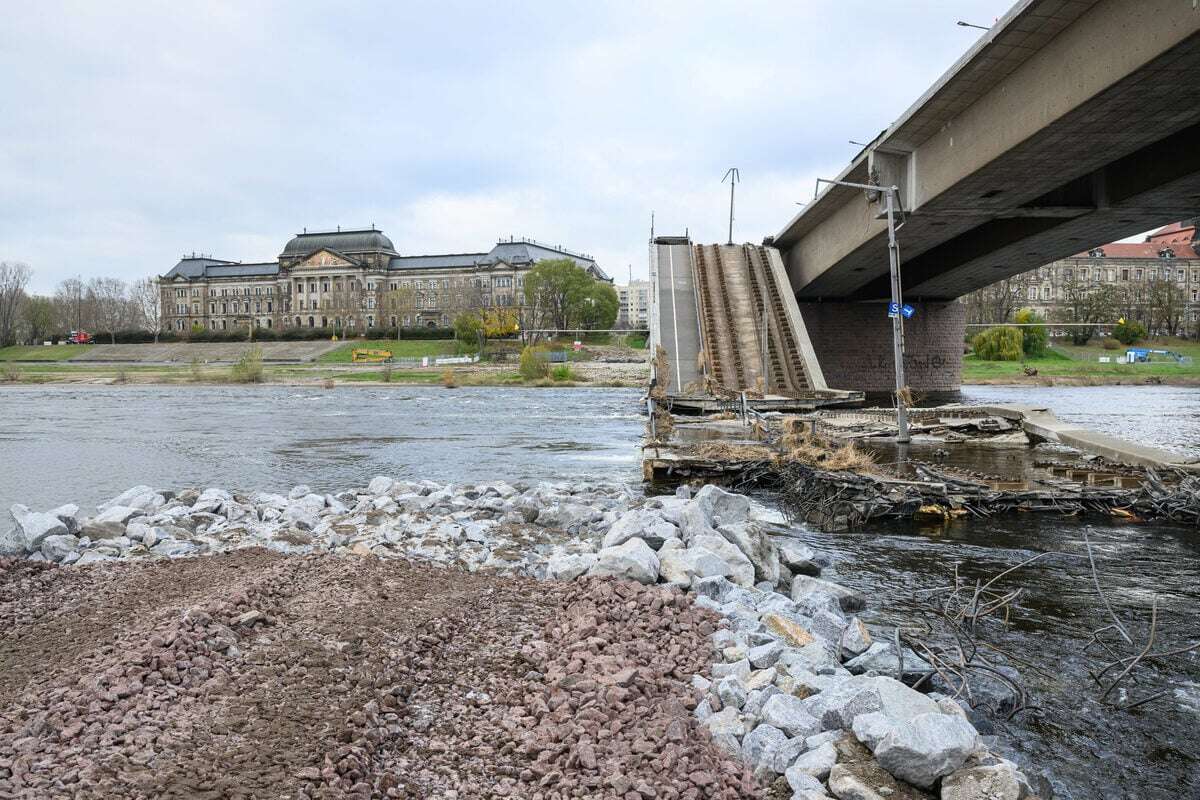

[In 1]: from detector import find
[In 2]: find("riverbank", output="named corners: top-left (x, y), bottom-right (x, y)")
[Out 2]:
top-left (962, 338), bottom-right (1200, 386)
top-left (0, 359), bottom-right (650, 388)
top-left (2, 478), bottom-right (1038, 799)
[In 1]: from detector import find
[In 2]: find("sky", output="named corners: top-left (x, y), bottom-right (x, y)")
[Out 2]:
top-left (0, 0), bottom-right (1021, 294)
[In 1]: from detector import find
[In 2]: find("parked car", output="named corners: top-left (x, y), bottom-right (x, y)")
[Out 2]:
top-left (66, 330), bottom-right (94, 344)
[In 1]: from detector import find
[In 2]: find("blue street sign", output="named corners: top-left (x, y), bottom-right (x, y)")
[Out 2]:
top-left (887, 302), bottom-right (900, 318)
top-left (901, 304), bottom-right (915, 319)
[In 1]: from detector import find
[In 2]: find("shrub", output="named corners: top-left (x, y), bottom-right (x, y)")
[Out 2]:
top-left (519, 345), bottom-right (548, 380)
top-left (230, 347), bottom-right (265, 383)
top-left (440, 369), bottom-right (458, 388)
top-left (1101, 337), bottom-right (1120, 350)
top-left (1014, 308), bottom-right (1047, 358)
top-left (381, 362), bottom-right (393, 383)
top-left (550, 364), bottom-right (573, 382)
top-left (971, 326), bottom-right (1024, 361)
top-left (1112, 319), bottom-right (1146, 345)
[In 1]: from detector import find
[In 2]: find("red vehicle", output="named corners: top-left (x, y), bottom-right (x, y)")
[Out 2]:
top-left (66, 330), bottom-right (94, 344)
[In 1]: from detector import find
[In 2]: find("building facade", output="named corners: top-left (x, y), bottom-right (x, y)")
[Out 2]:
top-left (963, 220), bottom-right (1200, 335)
top-left (615, 280), bottom-right (650, 329)
top-left (159, 228), bottom-right (608, 334)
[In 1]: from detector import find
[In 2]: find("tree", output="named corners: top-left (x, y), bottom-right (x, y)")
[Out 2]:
top-left (1147, 277), bottom-right (1186, 337)
top-left (131, 278), bottom-right (162, 342)
top-left (1014, 307), bottom-right (1047, 358)
top-left (87, 277), bottom-right (132, 344)
top-left (1112, 318), bottom-right (1147, 345)
top-left (962, 278), bottom-right (1020, 326)
top-left (523, 259), bottom-right (617, 338)
top-left (21, 295), bottom-right (54, 345)
top-left (1055, 277), bottom-right (1117, 345)
top-left (0, 262), bottom-right (32, 347)
top-left (54, 277), bottom-right (89, 333)
top-left (971, 326), bottom-right (1023, 361)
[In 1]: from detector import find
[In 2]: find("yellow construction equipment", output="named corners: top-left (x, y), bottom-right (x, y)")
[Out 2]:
top-left (351, 349), bottom-right (393, 363)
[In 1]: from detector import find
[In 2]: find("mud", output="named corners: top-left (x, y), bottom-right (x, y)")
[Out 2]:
top-left (0, 551), bottom-right (758, 799)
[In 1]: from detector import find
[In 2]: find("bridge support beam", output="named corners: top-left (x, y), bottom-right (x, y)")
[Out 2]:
top-left (797, 301), bottom-right (965, 395)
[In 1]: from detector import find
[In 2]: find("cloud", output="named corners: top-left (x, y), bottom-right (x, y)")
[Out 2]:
top-left (0, 0), bottom-right (1015, 293)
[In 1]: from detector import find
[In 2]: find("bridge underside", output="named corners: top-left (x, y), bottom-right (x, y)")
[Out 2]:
top-left (777, 1), bottom-right (1200, 302)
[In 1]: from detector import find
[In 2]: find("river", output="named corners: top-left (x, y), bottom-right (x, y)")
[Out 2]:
top-left (0, 383), bottom-right (1197, 798)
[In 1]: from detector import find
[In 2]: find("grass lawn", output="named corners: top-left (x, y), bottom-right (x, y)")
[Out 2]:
top-left (317, 339), bottom-right (461, 364)
top-left (0, 344), bottom-right (90, 361)
top-left (963, 337), bottom-right (1200, 384)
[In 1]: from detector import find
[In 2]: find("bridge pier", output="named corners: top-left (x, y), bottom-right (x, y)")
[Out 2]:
top-left (797, 301), bottom-right (965, 396)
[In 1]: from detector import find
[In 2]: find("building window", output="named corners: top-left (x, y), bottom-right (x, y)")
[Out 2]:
top-left (308, 316), bottom-right (315, 328)
top-left (267, 286), bottom-right (274, 295)
top-left (209, 303), bottom-right (216, 314)
top-left (1121, 269), bottom-right (1129, 281)
top-left (255, 302), bottom-right (261, 313)
top-left (367, 315), bottom-right (374, 328)
top-left (1041, 286), bottom-right (1050, 300)
top-left (1028, 287), bottom-right (1037, 300)
top-left (267, 301), bottom-right (272, 312)
top-left (1136, 269), bottom-right (1143, 280)
top-left (266, 319), bottom-right (272, 329)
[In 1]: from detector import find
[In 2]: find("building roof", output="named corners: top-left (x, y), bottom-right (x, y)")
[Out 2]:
top-left (388, 253), bottom-right (487, 271)
top-left (281, 228), bottom-right (397, 257)
top-left (1146, 220), bottom-right (1198, 249)
top-left (1068, 219), bottom-right (1200, 260)
top-left (206, 262), bottom-right (280, 278)
top-left (162, 256), bottom-right (236, 279)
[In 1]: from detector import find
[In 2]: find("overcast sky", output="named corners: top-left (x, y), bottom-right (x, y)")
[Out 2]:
top-left (1, 1), bottom-right (1019, 293)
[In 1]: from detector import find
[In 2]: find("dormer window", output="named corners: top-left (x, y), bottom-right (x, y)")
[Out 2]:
top-left (1088, 248), bottom-right (1105, 258)
top-left (1159, 248), bottom-right (1175, 259)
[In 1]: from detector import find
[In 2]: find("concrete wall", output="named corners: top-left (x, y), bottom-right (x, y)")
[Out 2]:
top-left (798, 301), bottom-right (965, 394)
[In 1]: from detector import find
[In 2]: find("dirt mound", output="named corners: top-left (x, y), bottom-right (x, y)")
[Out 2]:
top-left (0, 552), bottom-right (761, 798)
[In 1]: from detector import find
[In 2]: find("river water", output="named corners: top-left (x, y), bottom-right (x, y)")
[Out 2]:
top-left (0, 383), bottom-right (1197, 798)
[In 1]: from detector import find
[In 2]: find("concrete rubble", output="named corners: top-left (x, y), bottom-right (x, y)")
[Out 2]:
top-left (3, 480), bottom-right (1043, 798)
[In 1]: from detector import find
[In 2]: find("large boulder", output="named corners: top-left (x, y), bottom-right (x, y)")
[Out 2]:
top-left (741, 723), bottom-right (788, 776)
top-left (759, 693), bottom-right (821, 739)
top-left (602, 508), bottom-right (678, 549)
top-left (48, 504), bottom-right (80, 535)
top-left (40, 534), bottom-right (80, 561)
top-left (7, 505), bottom-right (68, 553)
top-left (545, 552), bottom-right (597, 581)
top-left (777, 538), bottom-right (821, 576)
top-left (859, 711), bottom-right (980, 788)
top-left (692, 484), bottom-right (751, 527)
top-left (93, 505), bottom-right (142, 526)
top-left (367, 476), bottom-right (395, 496)
top-left (536, 502), bottom-right (600, 533)
top-left (788, 740), bottom-right (838, 782)
top-left (845, 642), bottom-right (934, 681)
top-left (800, 675), bottom-right (941, 732)
top-left (98, 485), bottom-right (159, 512)
top-left (588, 537), bottom-right (659, 584)
top-left (80, 519), bottom-right (128, 540)
top-left (791, 574), bottom-right (866, 613)
top-left (658, 545), bottom-right (736, 587)
top-left (717, 521), bottom-right (781, 586)
top-left (690, 534), bottom-right (755, 586)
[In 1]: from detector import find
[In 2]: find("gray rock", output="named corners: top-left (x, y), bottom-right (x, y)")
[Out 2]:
top-left (97, 485), bottom-right (156, 511)
top-left (791, 574), bottom-right (865, 613)
top-left (282, 504), bottom-right (319, 531)
top-left (844, 641), bottom-right (934, 680)
top-left (7, 505), bottom-right (68, 552)
top-left (48, 503), bottom-right (80, 535)
top-left (40, 534), bottom-right (79, 561)
top-left (690, 533), bottom-right (755, 586)
top-left (716, 676), bottom-right (747, 710)
top-left (743, 684), bottom-right (781, 718)
top-left (869, 711), bottom-right (980, 788)
top-left (940, 763), bottom-right (1022, 800)
top-left (841, 617), bottom-right (872, 659)
top-left (769, 735), bottom-right (808, 774)
top-left (692, 484), bottom-right (751, 527)
top-left (545, 552), bottom-right (598, 581)
top-left (741, 723), bottom-right (788, 776)
top-left (799, 675), bottom-right (940, 731)
top-left (151, 538), bottom-right (199, 558)
top-left (288, 485), bottom-right (312, 500)
top-left (93, 505), bottom-right (141, 526)
top-left (588, 537), bottom-right (659, 584)
top-left (718, 521), bottom-right (781, 586)
top-left (787, 740), bottom-right (837, 781)
top-left (703, 706), bottom-right (746, 739)
top-left (711, 658), bottom-right (751, 681)
top-left (537, 502), bottom-right (599, 532)
top-left (749, 639), bottom-right (785, 669)
top-left (785, 769), bottom-right (826, 795)
top-left (778, 538), bottom-right (821, 576)
top-left (849, 712), bottom-right (895, 750)
top-left (79, 519), bottom-right (127, 540)
top-left (602, 508), bottom-right (678, 549)
top-left (804, 730), bottom-right (842, 750)
top-left (75, 550), bottom-right (115, 565)
top-left (760, 693), bottom-right (821, 738)
top-left (675, 484), bottom-right (692, 499)
top-left (367, 476), bottom-right (395, 496)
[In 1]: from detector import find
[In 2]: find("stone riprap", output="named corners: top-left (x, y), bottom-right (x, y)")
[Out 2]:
top-left (4, 481), bottom-right (1041, 799)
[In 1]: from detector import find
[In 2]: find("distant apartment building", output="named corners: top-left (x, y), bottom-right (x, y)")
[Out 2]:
top-left (159, 228), bottom-right (608, 333)
top-left (963, 220), bottom-right (1200, 335)
top-left (616, 280), bottom-right (650, 329)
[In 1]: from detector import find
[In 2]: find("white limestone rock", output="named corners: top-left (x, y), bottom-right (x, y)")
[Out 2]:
top-left (867, 711), bottom-right (980, 788)
top-left (545, 552), bottom-right (598, 581)
top-left (787, 741), bottom-right (838, 782)
top-left (601, 508), bottom-right (678, 549)
top-left (799, 675), bottom-right (940, 731)
top-left (760, 693), bottom-right (822, 739)
top-left (791, 574), bottom-right (866, 613)
top-left (587, 537), bottom-right (659, 584)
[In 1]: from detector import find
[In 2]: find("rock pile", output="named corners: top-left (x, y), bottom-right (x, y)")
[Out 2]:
top-left (3, 479), bottom-right (1042, 799)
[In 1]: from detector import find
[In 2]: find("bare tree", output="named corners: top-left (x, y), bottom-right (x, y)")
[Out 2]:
top-left (21, 295), bottom-right (55, 345)
top-left (131, 278), bottom-right (162, 342)
top-left (0, 262), bottom-right (32, 347)
top-left (87, 277), bottom-right (132, 344)
top-left (1147, 276), bottom-right (1186, 337)
top-left (1055, 277), bottom-right (1117, 344)
top-left (962, 277), bottom-right (1020, 326)
top-left (54, 276), bottom-right (90, 333)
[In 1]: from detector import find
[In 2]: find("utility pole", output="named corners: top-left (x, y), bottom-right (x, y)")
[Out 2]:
top-left (722, 168), bottom-right (740, 245)
top-left (815, 177), bottom-right (911, 443)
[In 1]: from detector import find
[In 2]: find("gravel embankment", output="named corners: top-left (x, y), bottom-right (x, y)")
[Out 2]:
top-left (0, 551), bottom-right (756, 799)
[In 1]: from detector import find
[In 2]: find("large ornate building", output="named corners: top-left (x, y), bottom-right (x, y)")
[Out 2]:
top-left (159, 228), bottom-right (608, 333)
top-left (963, 220), bottom-right (1200, 335)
